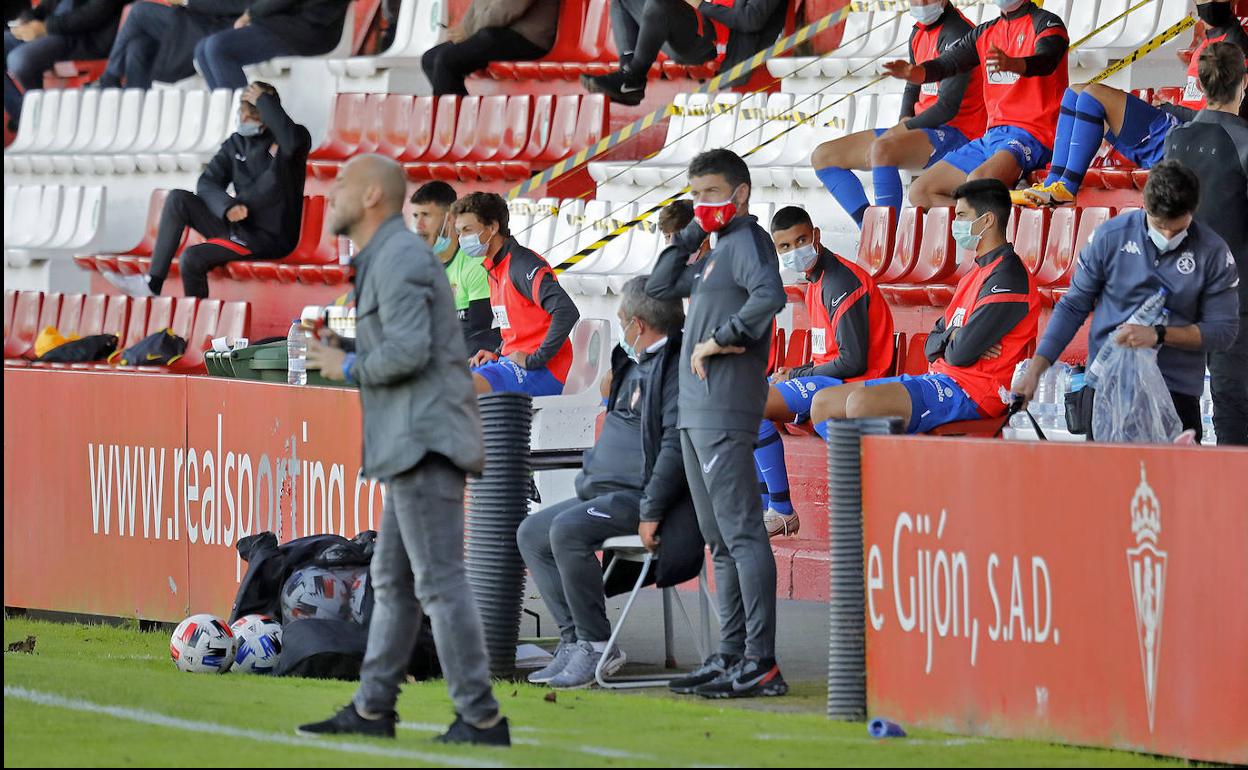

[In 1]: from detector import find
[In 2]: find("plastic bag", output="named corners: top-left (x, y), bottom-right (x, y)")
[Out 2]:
top-left (1091, 344), bottom-right (1182, 444)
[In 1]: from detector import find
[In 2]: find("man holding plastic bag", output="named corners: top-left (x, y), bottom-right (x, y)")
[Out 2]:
top-left (1016, 161), bottom-right (1240, 442)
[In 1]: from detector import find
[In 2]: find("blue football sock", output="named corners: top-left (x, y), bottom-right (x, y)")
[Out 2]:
top-left (816, 166), bottom-right (869, 228)
top-left (754, 421), bottom-right (792, 515)
top-left (872, 165), bottom-right (904, 209)
top-left (1046, 88), bottom-right (1081, 186)
top-left (813, 419), bottom-right (831, 440)
top-left (754, 461), bottom-right (770, 512)
top-left (1061, 90), bottom-right (1109, 194)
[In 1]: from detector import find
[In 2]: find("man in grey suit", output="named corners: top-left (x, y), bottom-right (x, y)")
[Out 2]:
top-left (298, 155), bottom-right (509, 747)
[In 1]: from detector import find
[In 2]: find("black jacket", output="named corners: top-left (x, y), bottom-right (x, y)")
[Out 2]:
top-left (196, 91), bottom-right (311, 255)
top-left (699, 0), bottom-right (787, 81)
top-left (28, 0), bottom-right (127, 58)
top-left (249, 0), bottom-right (353, 56)
top-left (601, 333), bottom-right (705, 594)
top-left (151, 0), bottom-right (249, 83)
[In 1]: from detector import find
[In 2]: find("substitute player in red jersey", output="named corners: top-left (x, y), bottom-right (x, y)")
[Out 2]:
top-left (883, 0), bottom-right (1069, 208)
top-left (753, 206), bottom-right (894, 538)
top-left (812, 0), bottom-right (987, 228)
top-left (451, 192), bottom-right (581, 397)
top-left (809, 179), bottom-right (1039, 436)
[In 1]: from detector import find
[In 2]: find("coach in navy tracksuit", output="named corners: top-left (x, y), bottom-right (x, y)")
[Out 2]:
top-left (1016, 161), bottom-right (1240, 441)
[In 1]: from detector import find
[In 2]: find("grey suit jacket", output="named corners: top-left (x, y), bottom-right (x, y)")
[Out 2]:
top-left (350, 216), bottom-right (485, 480)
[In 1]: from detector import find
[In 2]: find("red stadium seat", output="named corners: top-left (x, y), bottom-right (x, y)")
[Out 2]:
top-left (78, 294), bottom-right (108, 337)
top-left (927, 416), bottom-right (1009, 437)
top-left (1014, 208), bottom-right (1050, 276)
top-left (471, 96), bottom-right (535, 181)
top-left (503, 0), bottom-right (594, 79)
top-left (767, 325), bottom-right (785, 374)
top-left (887, 332), bottom-right (907, 377)
top-left (1042, 206), bottom-right (1113, 301)
top-left (405, 96), bottom-right (459, 179)
top-left (167, 299), bottom-right (222, 373)
top-left (784, 329), bottom-right (811, 369)
top-left (4, 291), bottom-right (42, 359)
top-left (1037, 207), bottom-right (1080, 287)
top-left (101, 295), bottom-right (130, 339)
top-left (879, 207), bottom-right (921, 284)
top-left (374, 94), bottom-right (415, 159)
top-left (36, 293), bottom-right (63, 337)
top-left (536, 95), bottom-right (588, 163)
top-left (4, 290), bottom-right (17, 340)
top-left (308, 93), bottom-right (369, 161)
top-left (902, 333), bottom-right (929, 376)
top-left (1131, 169), bottom-right (1151, 190)
top-left (402, 96), bottom-right (436, 161)
top-left (123, 190), bottom-right (174, 257)
top-left (855, 207), bottom-right (895, 279)
top-left (1005, 207), bottom-right (1018, 243)
top-left (356, 93), bottom-right (387, 156)
top-left (885, 208), bottom-right (957, 306)
top-left (217, 301), bottom-right (251, 342)
top-left (543, 0), bottom-right (608, 79)
top-left (56, 293), bottom-right (85, 336)
top-left (121, 297), bottom-right (150, 349)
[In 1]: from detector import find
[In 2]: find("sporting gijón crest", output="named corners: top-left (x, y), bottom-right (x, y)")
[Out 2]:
top-left (1125, 462), bottom-right (1167, 733)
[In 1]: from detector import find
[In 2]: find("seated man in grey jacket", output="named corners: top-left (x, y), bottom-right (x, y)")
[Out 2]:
top-left (422, 0), bottom-right (559, 96)
top-left (517, 276), bottom-right (686, 689)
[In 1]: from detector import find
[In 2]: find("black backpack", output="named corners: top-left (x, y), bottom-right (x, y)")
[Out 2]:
top-left (109, 329), bottom-right (187, 366)
top-left (35, 334), bottom-right (119, 363)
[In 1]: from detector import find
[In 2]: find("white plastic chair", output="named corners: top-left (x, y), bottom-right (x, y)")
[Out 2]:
top-left (73, 88), bottom-right (123, 174)
top-left (158, 89), bottom-right (208, 172)
top-left (103, 88), bottom-right (160, 174)
top-left (519, 197), bottom-right (561, 257)
top-left (546, 198), bottom-right (588, 269)
top-left (250, 1), bottom-right (356, 77)
top-left (595, 536), bottom-right (713, 690)
top-left (176, 88), bottom-right (237, 171)
top-left (5, 89), bottom-right (49, 156)
top-left (133, 89), bottom-right (186, 173)
top-left (42, 185), bottom-right (84, 250)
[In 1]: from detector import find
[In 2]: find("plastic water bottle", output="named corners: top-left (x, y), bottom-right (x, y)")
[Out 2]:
top-left (1035, 366), bottom-right (1055, 428)
top-left (1009, 361), bottom-right (1031, 429)
top-left (287, 319), bottom-right (307, 386)
top-left (1047, 363), bottom-right (1071, 429)
top-left (1087, 288), bottom-right (1168, 388)
top-left (1201, 371), bottom-right (1216, 444)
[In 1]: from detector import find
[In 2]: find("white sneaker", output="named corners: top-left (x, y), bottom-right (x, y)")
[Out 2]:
top-left (547, 642), bottom-right (627, 689)
top-left (101, 271), bottom-right (154, 298)
top-left (764, 508), bottom-right (800, 538)
top-left (526, 641), bottom-right (577, 684)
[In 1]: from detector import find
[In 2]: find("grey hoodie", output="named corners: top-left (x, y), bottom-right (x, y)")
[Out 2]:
top-left (646, 215), bottom-right (786, 433)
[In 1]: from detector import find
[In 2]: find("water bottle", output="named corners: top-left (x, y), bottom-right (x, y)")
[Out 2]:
top-left (287, 319), bottom-right (307, 386)
top-left (1009, 360), bottom-right (1031, 429)
top-left (1035, 366), bottom-right (1055, 429)
top-left (1087, 288), bottom-right (1167, 388)
top-left (1048, 363), bottom-right (1071, 429)
top-left (1201, 371), bottom-right (1216, 444)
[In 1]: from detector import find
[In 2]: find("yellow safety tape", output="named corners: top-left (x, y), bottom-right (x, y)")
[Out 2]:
top-left (1087, 14), bottom-right (1195, 85)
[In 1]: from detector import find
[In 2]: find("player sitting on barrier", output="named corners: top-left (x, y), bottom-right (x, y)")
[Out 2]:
top-left (452, 192), bottom-right (581, 397)
top-left (812, 0), bottom-right (987, 228)
top-left (753, 206), bottom-right (894, 538)
top-left (809, 179), bottom-right (1039, 435)
top-left (581, 0), bottom-right (787, 106)
top-left (1015, 0), bottom-right (1248, 207)
top-left (883, 0), bottom-right (1069, 208)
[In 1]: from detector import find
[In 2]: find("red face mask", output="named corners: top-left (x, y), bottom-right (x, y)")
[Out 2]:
top-left (694, 196), bottom-right (738, 233)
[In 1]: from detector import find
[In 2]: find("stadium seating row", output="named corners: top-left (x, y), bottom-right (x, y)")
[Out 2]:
top-left (308, 92), bottom-right (607, 182)
top-left (5, 88), bottom-right (240, 176)
top-left (4, 290), bottom-right (250, 373)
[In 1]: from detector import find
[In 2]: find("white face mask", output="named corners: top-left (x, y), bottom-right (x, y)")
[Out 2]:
top-left (910, 3), bottom-right (943, 25)
top-left (1147, 226), bottom-right (1187, 254)
top-left (995, 0), bottom-right (1027, 12)
top-left (781, 243), bottom-right (820, 273)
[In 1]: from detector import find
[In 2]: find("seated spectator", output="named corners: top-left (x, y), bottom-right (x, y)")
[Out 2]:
top-left (98, 0), bottom-right (246, 90)
top-left (194, 0), bottom-right (352, 90)
top-left (411, 181), bottom-right (501, 356)
top-left (810, 179), bottom-right (1039, 434)
top-left (104, 82), bottom-right (311, 299)
top-left (581, 0), bottom-right (787, 106)
top-left (813, 0), bottom-right (986, 229)
top-left (421, 0), bottom-right (559, 97)
top-left (1015, 161), bottom-right (1240, 442)
top-left (517, 276), bottom-right (686, 689)
top-left (451, 192), bottom-right (581, 396)
top-left (755, 206), bottom-right (894, 538)
top-left (4, 0), bottom-right (126, 124)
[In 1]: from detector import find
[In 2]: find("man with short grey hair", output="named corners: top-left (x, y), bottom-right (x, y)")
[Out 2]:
top-left (517, 276), bottom-right (687, 690)
top-left (299, 154), bottom-right (508, 746)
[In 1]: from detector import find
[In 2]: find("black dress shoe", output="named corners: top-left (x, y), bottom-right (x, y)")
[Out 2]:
top-left (297, 704), bottom-right (396, 738)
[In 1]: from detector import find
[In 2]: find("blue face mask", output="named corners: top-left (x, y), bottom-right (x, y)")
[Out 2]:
top-left (460, 232), bottom-right (488, 258)
top-left (237, 121), bottom-right (263, 138)
top-left (951, 213), bottom-right (988, 252)
top-left (995, 0), bottom-right (1027, 12)
top-left (1147, 226), bottom-right (1187, 254)
top-left (910, 3), bottom-right (943, 25)
top-left (619, 319), bottom-right (641, 363)
top-left (433, 235), bottom-right (451, 254)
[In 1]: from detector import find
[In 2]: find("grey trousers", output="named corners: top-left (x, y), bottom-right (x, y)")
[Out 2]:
top-left (516, 491), bottom-right (642, 644)
top-left (354, 454), bottom-right (499, 725)
top-left (681, 428), bottom-right (777, 659)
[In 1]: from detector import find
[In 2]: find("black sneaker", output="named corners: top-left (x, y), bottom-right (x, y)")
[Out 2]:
top-left (580, 69), bottom-right (646, 106)
top-left (296, 704), bottom-right (397, 738)
top-left (434, 714), bottom-right (511, 747)
top-left (694, 657), bottom-right (788, 699)
top-left (668, 653), bottom-right (741, 695)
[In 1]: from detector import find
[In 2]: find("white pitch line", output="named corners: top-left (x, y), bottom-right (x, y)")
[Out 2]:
top-left (4, 686), bottom-right (505, 768)
top-left (399, 721), bottom-right (657, 761)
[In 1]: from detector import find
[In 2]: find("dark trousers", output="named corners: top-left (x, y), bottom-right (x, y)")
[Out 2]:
top-left (150, 189), bottom-right (280, 298)
top-left (516, 491), bottom-right (641, 644)
top-left (194, 23), bottom-right (294, 90)
top-left (101, 1), bottom-right (175, 89)
top-left (5, 29), bottom-right (73, 121)
top-left (420, 27), bottom-right (546, 96)
top-left (610, 0), bottom-right (716, 75)
top-left (1209, 318), bottom-right (1248, 445)
top-left (1081, 386), bottom-right (1203, 443)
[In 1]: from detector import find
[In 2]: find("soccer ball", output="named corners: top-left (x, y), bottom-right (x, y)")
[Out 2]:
top-left (281, 567), bottom-right (351, 621)
top-left (230, 614), bottom-right (283, 674)
top-left (347, 569), bottom-right (370, 625)
top-left (170, 613), bottom-right (237, 673)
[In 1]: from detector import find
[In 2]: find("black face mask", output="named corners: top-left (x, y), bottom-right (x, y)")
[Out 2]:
top-left (1197, 2), bottom-right (1233, 28)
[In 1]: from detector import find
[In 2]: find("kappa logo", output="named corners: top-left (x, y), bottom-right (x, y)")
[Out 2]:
top-left (1121, 241), bottom-right (1142, 255)
top-left (1126, 463), bottom-right (1167, 733)
top-left (1175, 254), bottom-right (1195, 275)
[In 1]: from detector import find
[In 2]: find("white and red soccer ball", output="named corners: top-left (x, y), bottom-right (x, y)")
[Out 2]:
top-left (169, 614), bottom-right (236, 673)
